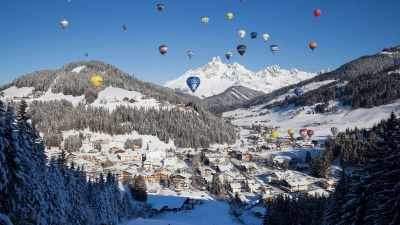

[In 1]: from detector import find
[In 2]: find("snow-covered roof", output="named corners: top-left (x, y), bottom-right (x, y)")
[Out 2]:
top-left (284, 177), bottom-right (309, 186)
top-left (147, 195), bottom-right (189, 211)
top-left (230, 183), bottom-right (242, 189)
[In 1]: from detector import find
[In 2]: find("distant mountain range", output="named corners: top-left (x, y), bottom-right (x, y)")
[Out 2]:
top-left (163, 56), bottom-right (334, 99)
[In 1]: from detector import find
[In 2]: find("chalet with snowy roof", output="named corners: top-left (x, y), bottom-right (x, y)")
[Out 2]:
top-left (218, 171), bottom-right (235, 183)
top-left (117, 150), bottom-right (142, 162)
top-left (248, 183), bottom-right (261, 193)
top-left (216, 164), bottom-right (234, 172)
top-left (149, 172), bottom-right (168, 183)
top-left (119, 170), bottom-right (137, 179)
top-left (324, 180), bottom-right (336, 189)
top-left (270, 171), bottom-right (294, 182)
top-left (240, 162), bottom-right (258, 174)
top-left (152, 161), bottom-right (163, 170)
top-left (146, 150), bottom-right (166, 161)
top-left (282, 177), bottom-right (310, 192)
top-left (164, 157), bottom-right (178, 168)
top-left (148, 195), bottom-right (190, 213)
top-left (198, 166), bottom-right (214, 177)
top-left (262, 192), bottom-right (277, 203)
top-left (234, 174), bottom-right (247, 183)
top-left (230, 183), bottom-right (242, 193)
top-left (143, 160), bottom-right (152, 170)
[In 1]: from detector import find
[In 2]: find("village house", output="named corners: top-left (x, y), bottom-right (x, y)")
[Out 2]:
top-left (163, 157), bottom-right (178, 168)
top-left (323, 180), bottom-right (336, 189)
top-left (262, 192), bottom-right (277, 203)
top-left (248, 183), bottom-right (261, 193)
top-left (282, 177), bottom-right (310, 192)
top-left (130, 145), bottom-right (141, 151)
top-left (152, 161), bottom-right (163, 170)
top-left (149, 172), bottom-right (168, 183)
top-left (146, 150), bottom-right (166, 162)
top-left (218, 171), bottom-right (235, 183)
top-left (230, 183), bottom-right (242, 193)
top-left (143, 160), bottom-right (152, 171)
top-left (117, 150), bottom-right (142, 162)
top-left (270, 171), bottom-right (294, 182)
top-left (119, 170), bottom-right (137, 180)
top-left (241, 162), bottom-right (258, 174)
top-left (198, 166), bottom-right (214, 177)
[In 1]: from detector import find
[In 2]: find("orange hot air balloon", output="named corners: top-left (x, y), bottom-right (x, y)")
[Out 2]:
top-left (314, 9), bottom-right (321, 18)
top-left (309, 42), bottom-right (317, 51)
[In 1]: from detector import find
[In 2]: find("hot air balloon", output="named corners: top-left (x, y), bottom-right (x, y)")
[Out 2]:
top-left (227, 13), bottom-right (233, 20)
top-left (123, 25), bottom-right (128, 30)
top-left (91, 75), bottom-right (103, 89)
top-left (309, 42), bottom-right (317, 51)
top-left (294, 87), bottom-right (303, 97)
top-left (225, 52), bottom-right (233, 60)
top-left (307, 130), bottom-right (314, 139)
top-left (156, 4), bottom-right (164, 11)
top-left (314, 9), bottom-right (321, 18)
top-left (237, 45), bottom-right (246, 56)
top-left (201, 16), bottom-right (209, 25)
top-left (186, 76), bottom-right (201, 93)
top-left (159, 45), bottom-right (168, 56)
top-left (270, 45), bottom-right (278, 54)
top-left (271, 130), bottom-right (279, 139)
top-left (262, 34), bottom-right (269, 42)
top-left (288, 129), bottom-right (295, 139)
top-left (331, 127), bottom-right (338, 136)
top-left (84, 52), bottom-right (88, 57)
top-left (263, 131), bottom-right (271, 140)
top-left (250, 32), bottom-right (258, 40)
top-left (238, 30), bottom-right (246, 39)
top-left (187, 50), bottom-right (194, 59)
top-left (60, 19), bottom-right (68, 29)
top-left (299, 128), bottom-right (308, 139)
top-left (240, 0), bottom-right (244, 2)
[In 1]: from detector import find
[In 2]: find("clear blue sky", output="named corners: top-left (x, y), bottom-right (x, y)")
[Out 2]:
top-left (1, 0), bottom-right (399, 86)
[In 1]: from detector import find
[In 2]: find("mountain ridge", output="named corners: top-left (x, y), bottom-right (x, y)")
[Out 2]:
top-left (163, 56), bottom-right (334, 99)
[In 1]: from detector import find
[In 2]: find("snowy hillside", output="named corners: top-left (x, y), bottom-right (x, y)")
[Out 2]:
top-left (163, 56), bottom-right (334, 99)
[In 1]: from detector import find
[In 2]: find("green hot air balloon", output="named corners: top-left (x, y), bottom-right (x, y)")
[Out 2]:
top-left (263, 131), bottom-right (271, 141)
top-left (201, 16), bottom-right (209, 25)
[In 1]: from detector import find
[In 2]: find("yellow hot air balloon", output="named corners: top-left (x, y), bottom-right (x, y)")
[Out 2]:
top-left (226, 13), bottom-right (233, 20)
top-left (271, 130), bottom-right (279, 139)
top-left (91, 75), bottom-right (103, 88)
top-left (288, 128), bottom-right (295, 138)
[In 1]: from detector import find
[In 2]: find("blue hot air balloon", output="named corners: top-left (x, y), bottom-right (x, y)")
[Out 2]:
top-left (250, 32), bottom-right (258, 40)
top-left (225, 52), bottom-right (233, 60)
top-left (84, 52), bottom-right (88, 57)
top-left (187, 50), bottom-right (194, 59)
top-left (294, 87), bottom-right (303, 97)
top-left (186, 76), bottom-right (201, 93)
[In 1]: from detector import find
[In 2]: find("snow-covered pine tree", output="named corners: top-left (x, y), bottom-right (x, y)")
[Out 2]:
top-left (323, 171), bottom-right (350, 225)
top-left (0, 98), bottom-right (9, 193)
top-left (0, 106), bottom-right (34, 224)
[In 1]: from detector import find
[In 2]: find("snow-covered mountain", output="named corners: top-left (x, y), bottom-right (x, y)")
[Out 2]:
top-left (163, 56), bottom-right (334, 99)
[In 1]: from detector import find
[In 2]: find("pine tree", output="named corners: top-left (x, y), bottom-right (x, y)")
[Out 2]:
top-left (323, 172), bottom-right (349, 225)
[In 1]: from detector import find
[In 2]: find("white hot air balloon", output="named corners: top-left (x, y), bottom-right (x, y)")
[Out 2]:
top-left (60, 19), bottom-right (69, 29)
top-left (262, 34), bottom-right (269, 42)
top-left (238, 30), bottom-right (246, 39)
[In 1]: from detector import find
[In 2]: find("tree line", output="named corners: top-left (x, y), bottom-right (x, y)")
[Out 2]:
top-left (264, 112), bottom-right (400, 225)
top-left (0, 91), bottom-right (150, 224)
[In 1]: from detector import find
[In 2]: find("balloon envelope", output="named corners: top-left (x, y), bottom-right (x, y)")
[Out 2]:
top-left (314, 9), bottom-right (321, 18)
top-left (186, 76), bottom-right (201, 93)
top-left (309, 42), bottom-right (317, 51)
top-left (237, 45), bottom-right (246, 56)
top-left (238, 30), bottom-right (246, 39)
top-left (60, 19), bottom-right (68, 29)
top-left (227, 13), bottom-right (233, 20)
top-left (84, 52), bottom-right (88, 57)
top-left (262, 34), bottom-right (269, 42)
top-left (157, 4), bottom-right (164, 11)
top-left (91, 75), bottom-right (103, 88)
top-left (270, 45), bottom-right (278, 54)
top-left (307, 130), bottom-right (314, 139)
top-left (225, 52), bottom-right (233, 60)
top-left (187, 50), bottom-right (194, 58)
top-left (123, 25), bottom-right (127, 30)
top-left (271, 130), bottom-right (279, 139)
top-left (288, 129), bottom-right (295, 138)
top-left (299, 128), bottom-right (308, 139)
top-left (263, 131), bottom-right (271, 140)
top-left (294, 87), bottom-right (303, 97)
top-left (250, 32), bottom-right (258, 40)
top-left (159, 45), bottom-right (168, 56)
top-left (201, 16), bottom-right (209, 25)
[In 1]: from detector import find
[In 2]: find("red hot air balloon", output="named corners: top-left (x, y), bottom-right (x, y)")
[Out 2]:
top-left (314, 9), bottom-right (321, 18)
top-left (299, 128), bottom-right (308, 139)
top-left (307, 130), bottom-right (314, 139)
